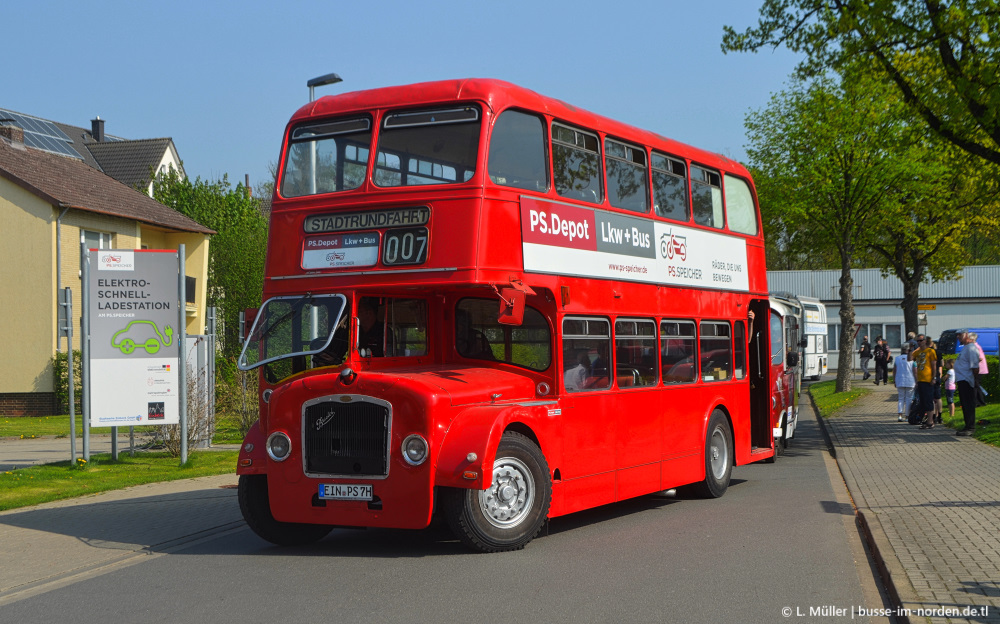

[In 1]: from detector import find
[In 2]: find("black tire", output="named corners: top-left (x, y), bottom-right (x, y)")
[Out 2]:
top-left (686, 409), bottom-right (733, 498)
top-left (776, 419), bottom-right (787, 455)
top-left (445, 431), bottom-right (551, 553)
top-left (238, 474), bottom-right (333, 546)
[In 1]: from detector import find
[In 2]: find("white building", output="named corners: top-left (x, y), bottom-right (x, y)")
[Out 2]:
top-left (768, 266), bottom-right (1000, 370)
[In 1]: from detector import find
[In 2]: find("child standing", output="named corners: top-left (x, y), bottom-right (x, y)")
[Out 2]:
top-left (943, 359), bottom-right (956, 422)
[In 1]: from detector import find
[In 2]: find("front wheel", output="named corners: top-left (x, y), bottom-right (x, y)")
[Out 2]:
top-left (238, 475), bottom-right (332, 546)
top-left (445, 432), bottom-right (551, 552)
top-left (684, 409), bottom-right (733, 498)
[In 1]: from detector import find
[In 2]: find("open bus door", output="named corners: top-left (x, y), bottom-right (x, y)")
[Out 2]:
top-left (747, 298), bottom-right (772, 453)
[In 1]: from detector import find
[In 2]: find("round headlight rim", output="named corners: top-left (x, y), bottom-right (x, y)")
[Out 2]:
top-left (266, 431), bottom-right (292, 462)
top-left (401, 433), bottom-right (429, 466)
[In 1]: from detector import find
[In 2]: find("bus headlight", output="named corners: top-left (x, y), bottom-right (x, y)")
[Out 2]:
top-left (266, 432), bottom-right (292, 462)
top-left (401, 434), bottom-right (428, 466)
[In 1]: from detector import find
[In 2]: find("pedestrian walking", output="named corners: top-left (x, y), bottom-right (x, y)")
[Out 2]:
top-left (873, 336), bottom-right (890, 385)
top-left (893, 343), bottom-right (916, 422)
top-left (859, 335), bottom-right (872, 380)
top-left (954, 331), bottom-right (980, 436)
top-left (905, 331), bottom-right (918, 353)
top-left (912, 336), bottom-right (938, 429)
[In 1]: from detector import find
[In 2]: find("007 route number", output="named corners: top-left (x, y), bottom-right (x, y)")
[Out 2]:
top-left (382, 227), bottom-right (428, 266)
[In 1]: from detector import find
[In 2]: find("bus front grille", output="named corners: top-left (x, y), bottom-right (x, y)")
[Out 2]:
top-left (303, 399), bottom-right (390, 476)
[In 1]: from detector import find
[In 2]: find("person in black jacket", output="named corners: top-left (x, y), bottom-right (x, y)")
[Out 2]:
top-left (873, 336), bottom-right (891, 385)
top-left (859, 336), bottom-right (872, 380)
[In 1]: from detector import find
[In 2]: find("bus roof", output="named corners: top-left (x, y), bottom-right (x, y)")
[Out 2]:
top-left (292, 78), bottom-right (751, 178)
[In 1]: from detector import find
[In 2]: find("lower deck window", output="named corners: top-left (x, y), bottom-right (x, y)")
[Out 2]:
top-left (661, 320), bottom-right (697, 383)
top-left (700, 321), bottom-right (732, 381)
top-left (562, 317), bottom-right (611, 391)
top-left (615, 318), bottom-right (658, 387)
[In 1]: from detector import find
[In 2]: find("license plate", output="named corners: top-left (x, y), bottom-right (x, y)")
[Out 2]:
top-left (319, 483), bottom-right (373, 501)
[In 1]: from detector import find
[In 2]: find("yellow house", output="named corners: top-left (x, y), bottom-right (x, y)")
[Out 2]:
top-left (0, 124), bottom-right (213, 415)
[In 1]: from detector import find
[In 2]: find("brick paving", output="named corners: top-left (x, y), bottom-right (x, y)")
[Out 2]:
top-left (822, 380), bottom-right (1000, 623)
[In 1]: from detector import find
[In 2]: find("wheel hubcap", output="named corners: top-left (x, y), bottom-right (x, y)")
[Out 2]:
top-left (710, 426), bottom-right (729, 480)
top-left (479, 456), bottom-right (535, 529)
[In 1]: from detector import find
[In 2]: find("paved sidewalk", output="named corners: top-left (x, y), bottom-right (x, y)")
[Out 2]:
top-left (0, 473), bottom-right (241, 605)
top-left (0, 434), bottom-right (240, 472)
top-left (0, 433), bottom-right (148, 472)
top-left (819, 380), bottom-right (1000, 624)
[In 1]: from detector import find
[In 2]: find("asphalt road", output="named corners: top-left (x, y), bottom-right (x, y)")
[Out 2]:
top-left (1, 408), bottom-right (889, 624)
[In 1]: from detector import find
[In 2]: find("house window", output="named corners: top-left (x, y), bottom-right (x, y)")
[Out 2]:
top-left (83, 230), bottom-right (113, 250)
top-left (828, 323), bottom-right (905, 352)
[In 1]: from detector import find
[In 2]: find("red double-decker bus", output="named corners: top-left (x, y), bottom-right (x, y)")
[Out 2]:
top-left (237, 78), bottom-right (777, 552)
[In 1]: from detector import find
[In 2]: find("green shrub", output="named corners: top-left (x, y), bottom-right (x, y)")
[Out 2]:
top-left (51, 350), bottom-right (82, 414)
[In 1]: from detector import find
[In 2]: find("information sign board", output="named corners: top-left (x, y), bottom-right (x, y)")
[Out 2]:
top-left (88, 250), bottom-right (180, 426)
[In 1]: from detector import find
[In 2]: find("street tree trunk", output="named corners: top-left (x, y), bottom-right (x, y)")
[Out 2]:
top-left (836, 249), bottom-right (856, 393)
top-left (899, 263), bottom-right (925, 338)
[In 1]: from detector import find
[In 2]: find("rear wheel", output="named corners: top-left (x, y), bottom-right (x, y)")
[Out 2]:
top-left (685, 409), bottom-right (733, 498)
top-left (238, 475), bottom-right (332, 546)
top-left (445, 432), bottom-right (551, 552)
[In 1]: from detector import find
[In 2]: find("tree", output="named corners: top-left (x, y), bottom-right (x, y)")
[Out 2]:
top-left (867, 138), bottom-right (1000, 335)
top-left (152, 170), bottom-right (268, 357)
top-left (723, 0), bottom-right (1000, 167)
top-left (746, 69), bottom-right (913, 392)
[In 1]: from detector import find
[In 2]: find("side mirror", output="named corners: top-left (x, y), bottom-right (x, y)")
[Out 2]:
top-left (799, 338), bottom-right (808, 348)
top-left (786, 351), bottom-right (800, 367)
top-left (498, 288), bottom-right (526, 326)
top-left (241, 308), bottom-right (258, 344)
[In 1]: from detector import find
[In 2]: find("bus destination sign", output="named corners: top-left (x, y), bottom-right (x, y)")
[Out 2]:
top-left (304, 207), bottom-right (430, 233)
top-left (519, 197), bottom-right (749, 291)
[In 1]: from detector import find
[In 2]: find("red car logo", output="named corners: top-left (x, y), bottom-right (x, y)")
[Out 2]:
top-left (659, 231), bottom-right (687, 261)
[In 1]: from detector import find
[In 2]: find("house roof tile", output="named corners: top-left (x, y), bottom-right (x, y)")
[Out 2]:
top-left (0, 136), bottom-right (213, 235)
top-left (86, 138), bottom-right (181, 190)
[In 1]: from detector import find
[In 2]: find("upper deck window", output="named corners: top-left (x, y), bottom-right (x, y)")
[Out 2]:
top-left (281, 117), bottom-right (371, 198)
top-left (487, 109), bottom-right (548, 192)
top-left (552, 124), bottom-right (603, 203)
top-left (724, 174), bottom-right (758, 235)
top-left (605, 139), bottom-right (648, 213)
top-left (375, 106), bottom-right (480, 187)
top-left (691, 165), bottom-right (724, 229)
top-left (652, 153), bottom-right (689, 222)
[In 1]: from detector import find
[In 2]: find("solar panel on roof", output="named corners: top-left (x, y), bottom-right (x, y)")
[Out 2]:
top-left (0, 108), bottom-right (83, 159)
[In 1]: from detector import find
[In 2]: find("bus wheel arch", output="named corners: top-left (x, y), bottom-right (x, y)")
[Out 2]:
top-left (443, 430), bottom-right (552, 552)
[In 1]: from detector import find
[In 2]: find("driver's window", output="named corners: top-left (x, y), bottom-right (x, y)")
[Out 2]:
top-left (383, 298), bottom-right (427, 356)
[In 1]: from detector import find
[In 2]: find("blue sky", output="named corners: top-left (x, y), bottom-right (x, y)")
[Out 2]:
top-left (3, 0), bottom-right (799, 192)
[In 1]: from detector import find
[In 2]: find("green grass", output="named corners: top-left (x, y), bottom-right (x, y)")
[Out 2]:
top-left (0, 450), bottom-right (238, 512)
top-left (809, 379), bottom-right (871, 418)
top-left (941, 401), bottom-right (1000, 447)
top-left (0, 413), bottom-right (247, 445)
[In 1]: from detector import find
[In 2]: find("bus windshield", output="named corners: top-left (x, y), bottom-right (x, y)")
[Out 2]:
top-left (281, 117), bottom-right (372, 198)
top-left (238, 294), bottom-right (348, 372)
top-left (375, 106), bottom-right (480, 187)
